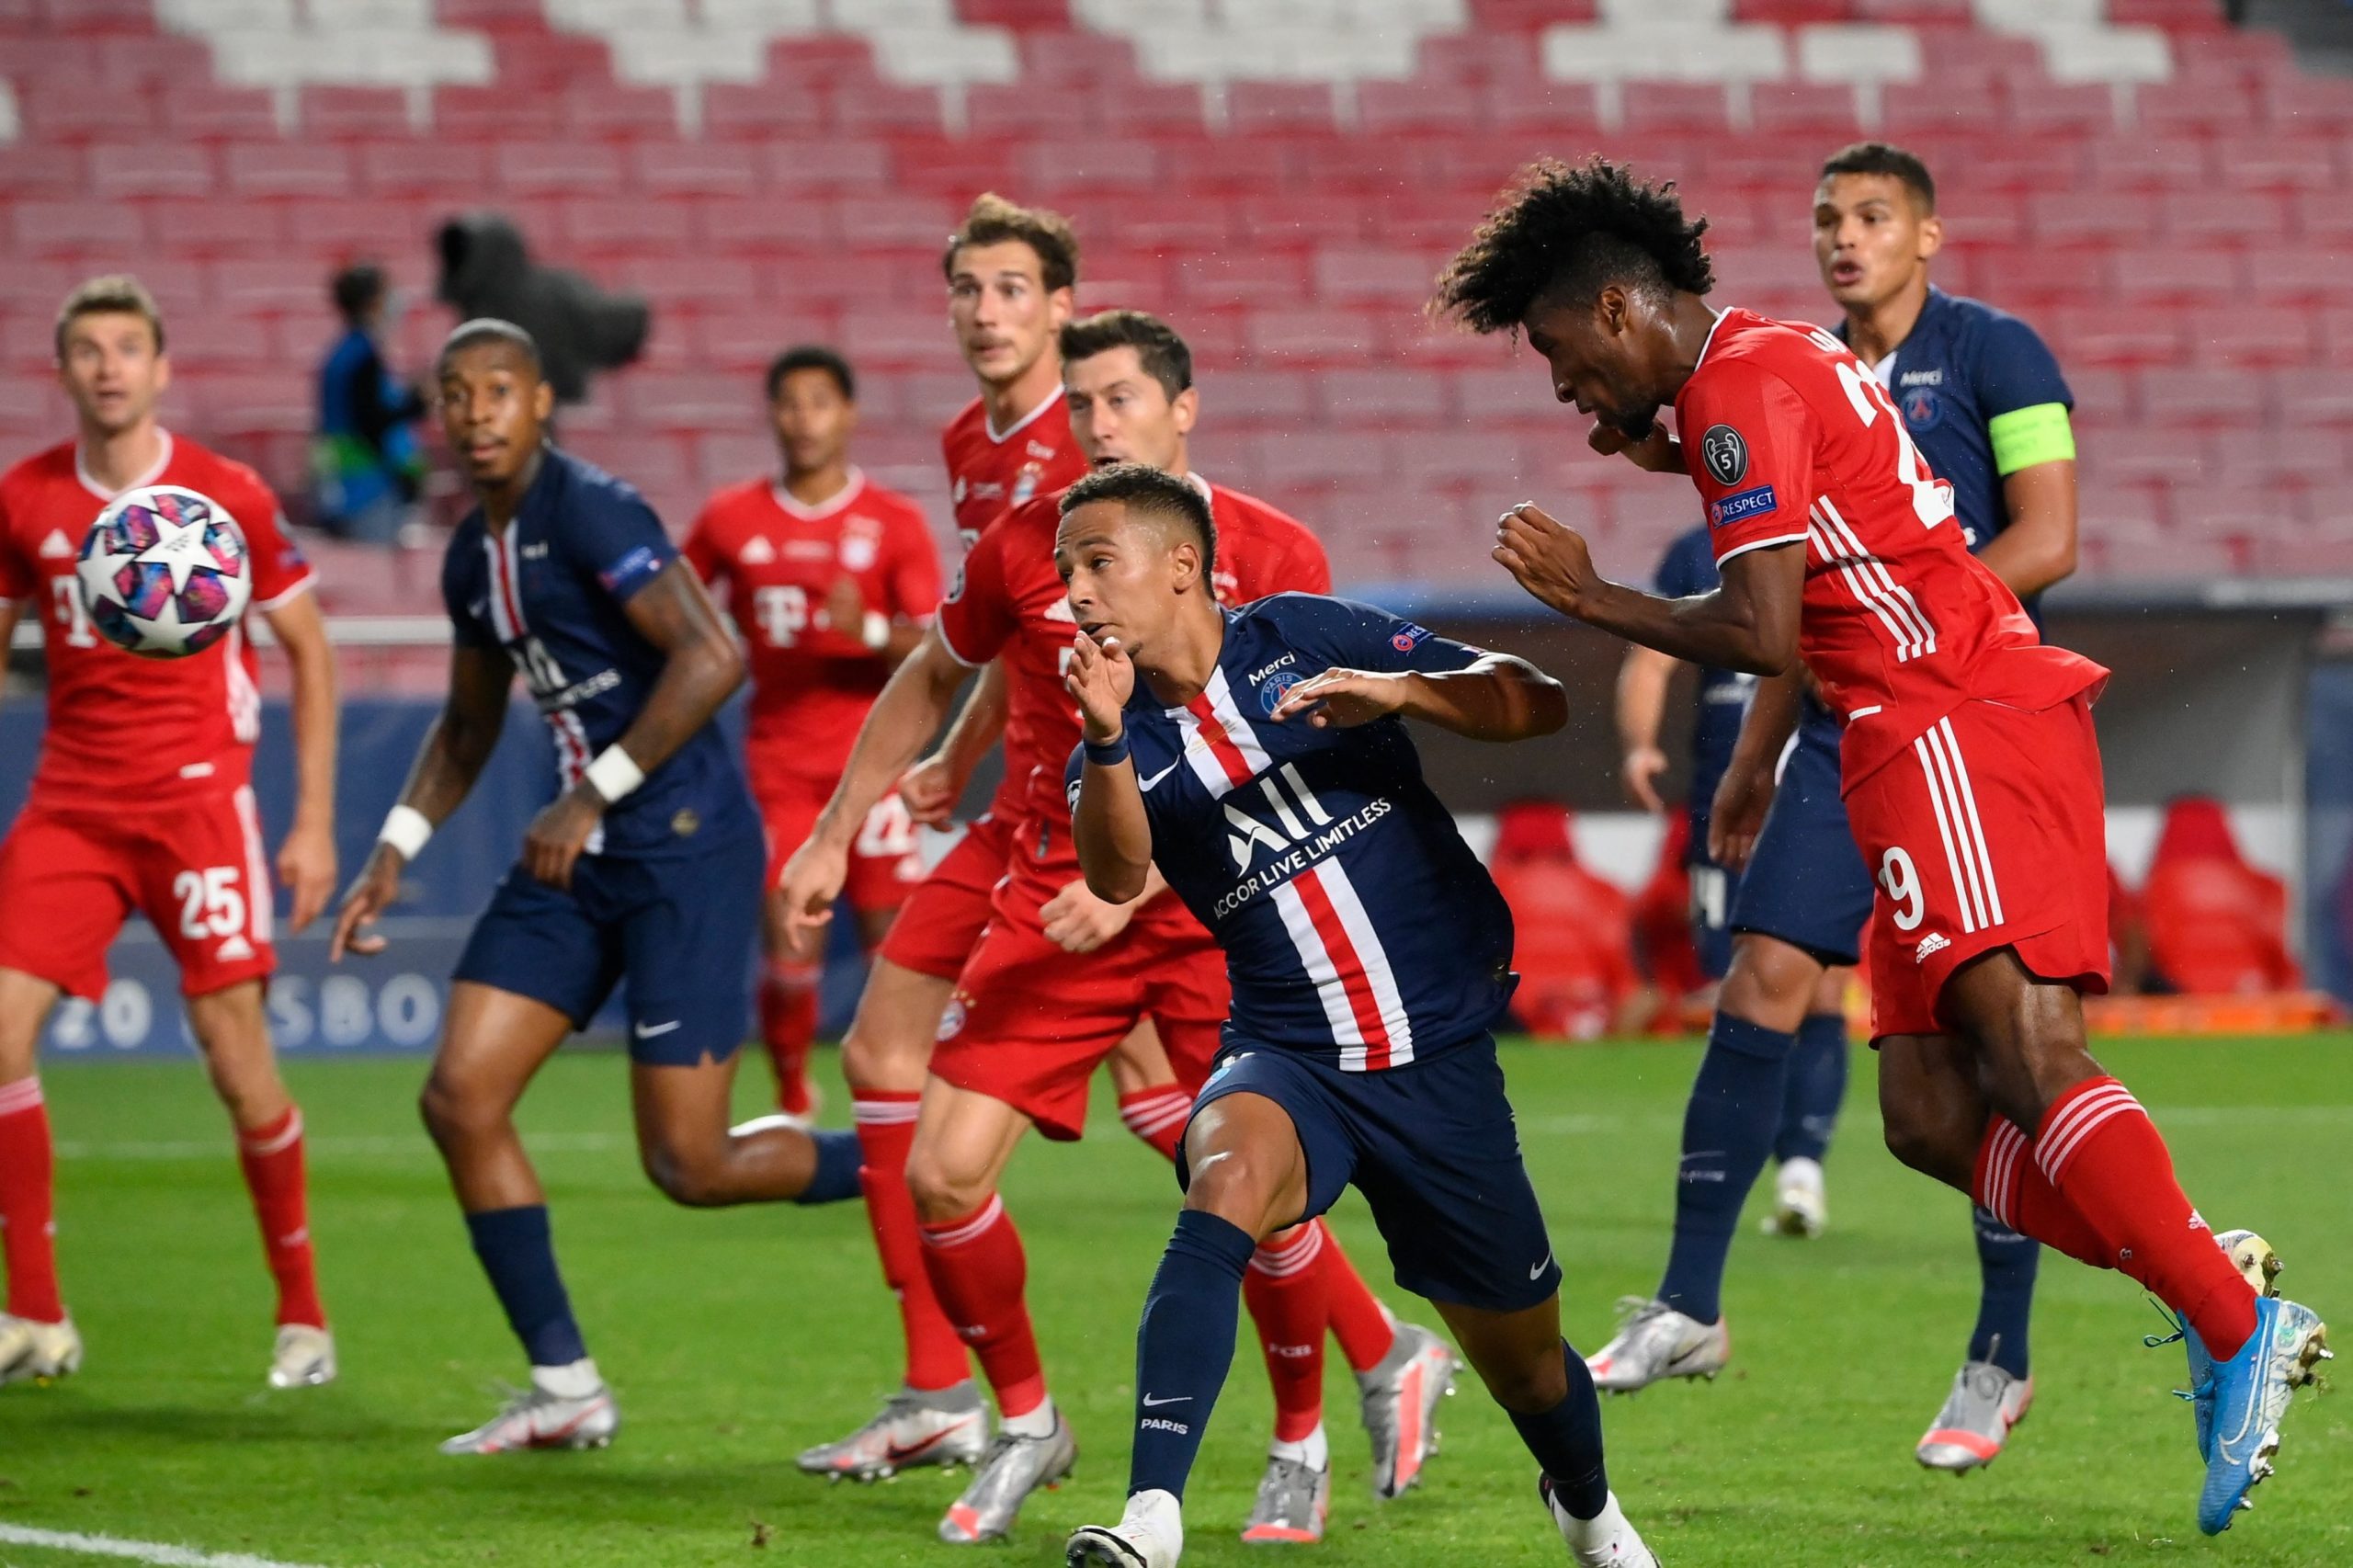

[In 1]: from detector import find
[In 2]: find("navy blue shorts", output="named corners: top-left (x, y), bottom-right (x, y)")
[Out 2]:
top-left (1729, 723), bottom-right (1873, 969)
top-left (1183, 1035), bottom-right (1562, 1314)
top-left (452, 834), bottom-right (761, 1066)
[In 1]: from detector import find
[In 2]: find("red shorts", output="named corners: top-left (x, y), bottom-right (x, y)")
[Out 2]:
top-left (0, 788), bottom-right (277, 1001)
top-left (931, 884), bottom-right (1231, 1142)
top-left (875, 813), bottom-right (1018, 981)
top-left (1847, 695), bottom-right (2111, 1040)
top-left (756, 778), bottom-right (922, 915)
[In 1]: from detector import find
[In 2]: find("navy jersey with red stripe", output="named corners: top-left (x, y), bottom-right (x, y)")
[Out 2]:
top-left (1069, 594), bottom-right (1517, 1071)
top-left (441, 446), bottom-right (756, 858)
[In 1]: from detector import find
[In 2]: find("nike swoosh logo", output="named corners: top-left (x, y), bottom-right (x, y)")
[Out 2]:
top-left (633, 1020), bottom-right (682, 1038)
top-left (1138, 759), bottom-right (1183, 792)
top-left (1140, 1394), bottom-right (1190, 1408)
top-left (1529, 1254), bottom-right (1553, 1281)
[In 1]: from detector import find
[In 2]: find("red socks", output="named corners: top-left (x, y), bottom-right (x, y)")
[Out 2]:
top-left (235, 1106), bottom-right (324, 1330)
top-left (1119, 1087), bottom-right (1191, 1163)
top-left (918, 1195), bottom-right (1045, 1418)
top-left (853, 1093), bottom-right (969, 1392)
top-left (0, 1076), bottom-right (62, 1323)
top-left (1318, 1222), bottom-right (1397, 1373)
top-left (1245, 1223), bottom-right (1328, 1442)
top-left (1976, 1077), bottom-right (2257, 1359)
top-left (759, 961), bottom-right (822, 1118)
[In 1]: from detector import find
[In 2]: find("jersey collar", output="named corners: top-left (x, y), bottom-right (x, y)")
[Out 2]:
top-left (74, 426), bottom-right (173, 502)
top-left (984, 387), bottom-right (1063, 445)
top-left (1690, 308), bottom-right (1732, 372)
top-left (770, 466), bottom-right (866, 521)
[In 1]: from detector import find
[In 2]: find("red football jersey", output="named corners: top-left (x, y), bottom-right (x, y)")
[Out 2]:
top-left (940, 391), bottom-right (1086, 551)
top-left (0, 432), bottom-right (314, 809)
top-left (1682, 310), bottom-right (2106, 786)
top-left (936, 474), bottom-right (1330, 871)
top-left (683, 468), bottom-right (941, 785)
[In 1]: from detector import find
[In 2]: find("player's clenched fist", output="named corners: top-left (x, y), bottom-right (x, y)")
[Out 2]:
top-left (523, 788), bottom-right (604, 892)
top-left (1493, 502), bottom-right (1600, 619)
top-left (777, 835), bottom-right (848, 943)
top-left (329, 846), bottom-right (404, 961)
top-left (1064, 630), bottom-right (1133, 742)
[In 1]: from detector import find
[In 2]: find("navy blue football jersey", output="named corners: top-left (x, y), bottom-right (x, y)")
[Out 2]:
top-left (1652, 524), bottom-right (1756, 850)
top-left (441, 446), bottom-right (756, 858)
top-left (1067, 594), bottom-right (1518, 1071)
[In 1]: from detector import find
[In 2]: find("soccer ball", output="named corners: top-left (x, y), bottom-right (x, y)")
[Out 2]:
top-left (75, 484), bottom-right (253, 658)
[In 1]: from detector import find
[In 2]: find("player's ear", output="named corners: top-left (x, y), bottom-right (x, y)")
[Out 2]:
top-left (1916, 211), bottom-right (1945, 263)
top-left (1170, 385), bottom-right (1198, 438)
top-left (153, 352), bottom-right (171, 395)
top-left (1048, 288), bottom-right (1074, 331)
top-left (531, 378), bottom-right (555, 423)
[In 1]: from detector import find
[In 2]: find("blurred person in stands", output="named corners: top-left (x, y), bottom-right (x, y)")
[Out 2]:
top-left (683, 347), bottom-right (941, 1123)
top-left (434, 213), bottom-right (648, 407)
top-left (0, 275), bottom-right (341, 1391)
top-left (1564, 145), bottom-right (2089, 1478)
top-left (313, 261), bottom-right (426, 545)
top-left (2142, 796), bottom-right (2301, 995)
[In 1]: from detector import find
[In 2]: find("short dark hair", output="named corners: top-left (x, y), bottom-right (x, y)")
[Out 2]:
top-left (332, 262), bottom-right (387, 321)
top-left (438, 316), bottom-right (542, 378)
top-left (1058, 462), bottom-right (1216, 580)
top-left (1059, 310), bottom-right (1191, 401)
top-left (766, 344), bottom-right (855, 403)
top-left (943, 192), bottom-right (1080, 295)
top-left (55, 274), bottom-right (165, 358)
top-left (1820, 141), bottom-right (1937, 213)
top-left (1432, 156), bottom-right (1714, 335)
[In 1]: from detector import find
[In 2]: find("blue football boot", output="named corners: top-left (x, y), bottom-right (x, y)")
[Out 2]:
top-left (2192, 1295), bottom-right (2329, 1535)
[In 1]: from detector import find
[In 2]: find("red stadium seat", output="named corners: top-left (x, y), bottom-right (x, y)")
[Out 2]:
top-left (1488, 801), bottom-right (1642, 1042)
top-left (2141, 797), bottom-right (2303, 996)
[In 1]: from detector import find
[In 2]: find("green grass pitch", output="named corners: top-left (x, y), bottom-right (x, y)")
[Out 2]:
top-left (0, 1036), bottom-right (2346, 1567)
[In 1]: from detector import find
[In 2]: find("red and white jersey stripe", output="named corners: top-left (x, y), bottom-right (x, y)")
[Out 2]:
top-left (1269, 858), bottom-right (1417, 1071)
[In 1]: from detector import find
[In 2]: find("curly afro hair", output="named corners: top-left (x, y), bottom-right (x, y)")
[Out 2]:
top-left (1432, 156), bottom-right (1713, 335)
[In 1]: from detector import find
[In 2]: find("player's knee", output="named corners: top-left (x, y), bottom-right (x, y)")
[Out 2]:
top-left (1880, 1098), bottom-right (1967, 1184)
top-left (841, 1019), bottom-right (924, 1094)
top-left (904, 1146), bottom-right (991, 1223)
top-left (1181, 1149), bottom-right (1277, 1233)
top-left (418, 1072), bottom-right (501, 1148)
top-left (640, 1142), bottom-right (729, 1209)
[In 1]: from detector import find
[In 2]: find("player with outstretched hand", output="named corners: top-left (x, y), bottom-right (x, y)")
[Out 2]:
top-left (0, 275), bottom-right (340, 1392)
top-left (329, 320), bottom-right (863, 1456)
top-left (1056, 463), bottom-right (1657, 1568)
top-left (1436, 154), bottom-right (2328, 1536)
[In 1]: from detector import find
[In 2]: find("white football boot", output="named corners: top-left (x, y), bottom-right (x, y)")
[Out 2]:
top-left (1762, 1156), bottom-right (1827, 1239)
top-left (938, 1409), bottom-right (1078, 1544)
top-left (796, 1382), bottom-right (989, 1481)
top-left (1915, 1357), bottom-right (2034, 1472)
top-left (1586, 1297), bottom-right (1730, 1392)
top-left (1067, 1487), bottom-right (1184, 1567)
top-left (267, 1324), bottom-right (337, 1389)
top-left (1357, 1322), bottom-right (1458, 1498)
top-left (1240, 1449), bottom-right (1332, 1544)
top-left (1540, 1480), bottom-right (1661, 1567)
top-left (0, 1313), bottom-right (80, 1385)
top-left (439, 1381), bottom-right (619, 1454)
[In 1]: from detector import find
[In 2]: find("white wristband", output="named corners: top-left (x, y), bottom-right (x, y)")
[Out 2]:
top-left (861, 610), bottom-right (890, 651)
top-left (378, 804), bottom-right (433, 862)
top-left (585, 744), bottom-right (645, 804)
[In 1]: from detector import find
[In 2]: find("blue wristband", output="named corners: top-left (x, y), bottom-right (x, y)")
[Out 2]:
top-left (1085, 733), bottom-right (1131, 767)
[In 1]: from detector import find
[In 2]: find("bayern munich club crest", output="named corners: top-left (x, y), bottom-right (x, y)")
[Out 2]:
top-left (1699, 425), bottom-right (1749, 486)
top-left (936, 996), bottom-right (968, 1041)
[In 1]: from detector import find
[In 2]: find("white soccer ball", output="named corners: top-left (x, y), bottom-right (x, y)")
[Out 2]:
top-left (75, 484), bottom-right (253, 659)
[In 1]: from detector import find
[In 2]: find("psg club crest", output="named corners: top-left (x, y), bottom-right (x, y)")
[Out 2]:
top-left (1903, 388), bottom-right (1943, 432)
top-left (1699, 425), bottom-right (1749, 486)
top-left (1259, 670), bottom-right (1306, 716)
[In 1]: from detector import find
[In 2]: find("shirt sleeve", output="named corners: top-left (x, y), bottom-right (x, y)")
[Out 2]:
top-left (1970, 314), bottom-right (2077, 475)
top-left (933, 517), bottom-right (1015, 667)
top-left (235, 476), bottom-right (316, 611)
top-left (1680, 361), bottom-right (1817, 568)
top-left (567, 483), bottom-right (676, 606)
top-left (679, 505), bottom-right (726, 585)
top-left (441, 537), bottom-right (494, 649)
top-left (884, 501), bottom-right (944, 624)
top-left (1284, 594), bottom-right (1487, 676)
top-left (0, 495), bottom-right (29, 603)
top-left (1279, 527), bottom-right (1333, 597)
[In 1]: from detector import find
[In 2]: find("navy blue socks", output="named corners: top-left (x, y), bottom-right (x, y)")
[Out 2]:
top-left (793, 1129), bottom-right (864, 1206)
top-left (1128, 1209), bottom-right (1256, 1501)
top-left (1968, 1205), bottom-right (2039, 1379)
top-left (1658, 1012), bottom-right (1793, 1325)
top-left (465, 1204), bottom-right (588, 1367)
top-left (1773, 1011), bottom-right (1849, 1165)
top-left (1510, 1341), bottom-right (1609, 1519)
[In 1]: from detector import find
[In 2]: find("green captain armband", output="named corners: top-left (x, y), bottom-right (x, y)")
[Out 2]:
top-left (1987, 402), bottom-right (2075, 475)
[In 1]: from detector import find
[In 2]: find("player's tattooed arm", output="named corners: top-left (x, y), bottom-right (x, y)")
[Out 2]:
top-left (1494, 503), bottom-right (1804, 675)
top-left (1065, 631), bottom-right (1152, 905)
top-left (265, 591), bottom-right (340, 932)
top-left (1708, 669), bottom-right (1802, 869)
top-left (782, 627), bottom-right (972, 938)
top-left (1269, 653), bottom-right (1565, 742)
top-left (330, 642), bottom-right (516, 960)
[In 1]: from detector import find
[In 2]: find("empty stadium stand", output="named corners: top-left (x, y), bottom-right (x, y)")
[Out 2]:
top-left (3, 0), bottom-right (2347, 609)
